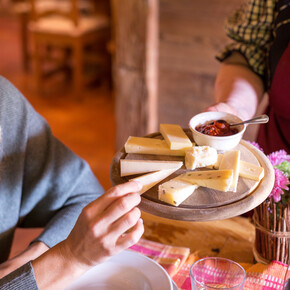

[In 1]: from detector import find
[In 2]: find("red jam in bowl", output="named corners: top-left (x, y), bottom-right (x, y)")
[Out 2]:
top-left (195, 120), bottom-right (239, 136)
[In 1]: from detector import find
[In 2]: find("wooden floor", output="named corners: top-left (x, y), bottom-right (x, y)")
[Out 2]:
top-left (0, 13), bottom-right (115, 191)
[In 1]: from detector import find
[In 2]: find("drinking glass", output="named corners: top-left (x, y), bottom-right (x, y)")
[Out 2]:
top-left (190, 257), bottom-right (246, 289)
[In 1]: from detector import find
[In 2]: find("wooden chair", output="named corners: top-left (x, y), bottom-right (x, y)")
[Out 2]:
top-left (28, 0), bottom-right (110, 97)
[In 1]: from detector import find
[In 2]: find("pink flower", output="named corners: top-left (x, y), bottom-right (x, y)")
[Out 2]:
top-left (248, 141), bottom-right (264, 152)
top-left (247, 141), bottom-right (289, 203)
top-left (269, 168), bottom-right (289, 202)
top-left (267, 150), bottom-right (290, 166)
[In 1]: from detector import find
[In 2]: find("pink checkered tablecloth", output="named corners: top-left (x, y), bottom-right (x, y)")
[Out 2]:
top-left (130, 238), bottom-right (289, 290)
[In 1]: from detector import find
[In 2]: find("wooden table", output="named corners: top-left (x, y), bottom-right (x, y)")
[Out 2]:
top-left (141, 211), bottom-right (256, 264)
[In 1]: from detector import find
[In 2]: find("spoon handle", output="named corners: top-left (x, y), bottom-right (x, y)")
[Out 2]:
top-left (230, 114), bottom-right (269, 126)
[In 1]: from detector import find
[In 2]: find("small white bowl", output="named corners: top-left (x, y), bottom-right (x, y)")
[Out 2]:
top-left (189, 112), bottom-right (245, 151)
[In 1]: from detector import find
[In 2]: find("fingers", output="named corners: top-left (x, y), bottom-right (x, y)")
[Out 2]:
top-left (115, 218), bottom-right (144, 251)
top-left (99, 192), bottom-right (141, 226)
top-left (205, 102), bottom-right (237, 116)
top-left (85, 181), bottom-right (142, 215)
top-left (204, 105), bottom-right (219, 112)
top-left (106, 206), bottom-right (141, 239)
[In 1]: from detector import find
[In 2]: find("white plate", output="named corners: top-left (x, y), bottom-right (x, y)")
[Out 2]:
top-left (171, 280), bottom-right (179, 290)
top-left (65, 250), bottom-right (173, 290)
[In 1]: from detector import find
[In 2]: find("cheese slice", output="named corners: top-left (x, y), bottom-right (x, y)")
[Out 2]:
top-left (124, 136), bottom-right (189, 156)
top-left (120, 159), bottom-right (183, 177)
top-left (158, 176), bottom-right (198, 206)
top-left (181, 170), bottom-right (233, 192)
top-left (185, 146), bottom-right (217, 170)
top-left (207, 155), bottom-right (264, 181)
top-left (239, 160), bottom-right (264, 181)
top-left (160, 124), bottom-right (192, 150)
top-left (130, 168), bottom-right (178, 194)
top-left (219, 151), bottom-right (240, 192)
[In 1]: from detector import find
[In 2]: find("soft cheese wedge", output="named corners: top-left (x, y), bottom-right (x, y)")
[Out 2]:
top-left (120, 159), bottom-right (183, 176)
top-left (124, 136), bottom-right (190, 156)
top-left (219, 151), bottom-right (240, 192)
top-left (160, 124), bottom-right (192, 150)
top-left (206, 154), bottom-right (223, 169)
top-left (239, 160), bottom-right (264, 181)
top-left (158, 176), bottom-right (199, 206)
top-left (185, 146), bottom-right (217, 170)
top-left (130, 168), bottom-right (179, 194)
top-left (181, 170), bottom-right (233, 192)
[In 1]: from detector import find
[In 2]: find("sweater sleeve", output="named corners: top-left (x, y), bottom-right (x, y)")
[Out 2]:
top-left (0, 262), bottom-right (38, 290)
top-left (0, 76), bottom-right (104, 248)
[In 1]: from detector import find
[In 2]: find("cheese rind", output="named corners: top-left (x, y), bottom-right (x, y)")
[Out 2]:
top-left (160, 124), bottom-right (192, 150)
top-left (180, 170), bottom-right (233, 192)
top-left (130, 168), bottom-right (178, 194)
top-left (124, 136), bottom-right (189, 156)
top-left (219, 151), bottom-right (240, 192)
top-left (185, 146), bottom-right (217, 170)
top-left (120, 160), bottom-right (183, 176)
top-left (239, 160), bottom-right (264, 181)
top-left (158, 176), bottom-right (198, 206)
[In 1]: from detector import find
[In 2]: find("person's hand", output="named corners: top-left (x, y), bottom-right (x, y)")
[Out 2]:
top-left (204, 102), bottom-right (242, 119)
top-left (32, 181), bottom-right (144, 290)
top-left (59, 180), bottom-right (144, 270)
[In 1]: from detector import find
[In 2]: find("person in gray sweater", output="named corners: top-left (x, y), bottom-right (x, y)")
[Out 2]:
top-left (0, 76), bottom-right (144, 289)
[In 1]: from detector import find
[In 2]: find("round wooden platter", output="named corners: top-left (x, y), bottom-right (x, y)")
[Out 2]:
top-left (110, 131), bottom-right (275, 221)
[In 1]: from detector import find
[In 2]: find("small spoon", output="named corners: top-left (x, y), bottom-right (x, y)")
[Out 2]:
top-left (228, 114), bottom-right (269, 127)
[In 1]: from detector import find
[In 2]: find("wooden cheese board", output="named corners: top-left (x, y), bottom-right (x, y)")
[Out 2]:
top-left (110, 130), bottom-right (275, 221)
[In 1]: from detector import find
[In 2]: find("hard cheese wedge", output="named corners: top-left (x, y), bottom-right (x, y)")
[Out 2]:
top-left (124, 136), bottom-right (189, 156)
top-left (181, 170), bottom-right (233, 192)
top-left (207, 154), bottom-right (264, 181)
top-left (219, 151), bottom-right (240, 192)
top-left (185, 146), bottom-right (217, 170)
top-left (120, 159), bottom-right (183, 177)
top-left (158, 176), bottom-right (199, 206)
top-left (130, 168), bottom-right (178, 194)
top-left (239, 160), bottom-right (264, 181)
top-left (160, 124), bottom-right (192, 150)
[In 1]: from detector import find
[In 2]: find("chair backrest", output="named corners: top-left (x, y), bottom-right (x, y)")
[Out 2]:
top-left (29, 0), bottom-right (97, 26)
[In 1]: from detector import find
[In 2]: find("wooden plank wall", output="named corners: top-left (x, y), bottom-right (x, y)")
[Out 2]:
top-left (158, 0), bottom-right (243, 127)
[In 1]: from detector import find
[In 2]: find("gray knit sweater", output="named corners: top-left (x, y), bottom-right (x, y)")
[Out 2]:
top-left (0, 76), bottom-right (104, 288)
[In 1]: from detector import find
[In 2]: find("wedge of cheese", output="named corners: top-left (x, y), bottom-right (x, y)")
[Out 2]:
top-left (219, 151), bottom-right (240, 192)
top-left (158, 176), bottom-right (198, 206)
top-left (207, 155), bottom-right (264, 181)
top-left (239, 160), bottom-right (264, 181)
top-left (180, 170), bottom-right (233, 192)
top-left (124, 136), bottom-right (190, 156)
top-left (130, 168), bottom-right (178, 194)
top-left (185, 146), bottom-right (217, 170)
top-left (120, 159), bottom-right (183, 176)
top-left (160, 124), bottom-right (192, 150)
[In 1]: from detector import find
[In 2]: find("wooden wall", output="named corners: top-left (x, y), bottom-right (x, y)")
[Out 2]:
top-left (158, 0), bottom-right (243, 127)
top-left (112, 0), bottom-right (244, 148)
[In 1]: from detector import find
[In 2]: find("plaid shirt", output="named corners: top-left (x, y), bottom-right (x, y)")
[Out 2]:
top-left (217, 0), bottom-right (279, 84)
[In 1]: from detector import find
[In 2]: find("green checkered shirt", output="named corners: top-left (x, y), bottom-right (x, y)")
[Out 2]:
top-left (217, 0), bottom-right (279, 83)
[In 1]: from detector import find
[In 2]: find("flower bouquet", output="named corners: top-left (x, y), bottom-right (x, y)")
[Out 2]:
top-left (252, 146), bottom-right (290, 264)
